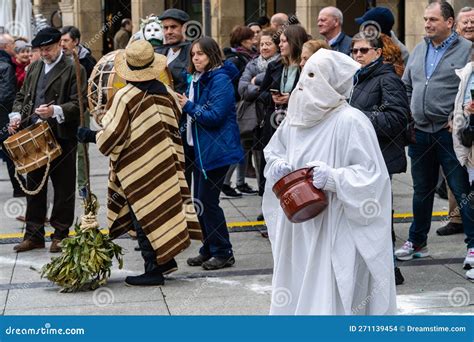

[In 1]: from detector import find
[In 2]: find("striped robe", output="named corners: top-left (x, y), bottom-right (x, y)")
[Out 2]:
top-left (96, 83), bottom-right (202, 264)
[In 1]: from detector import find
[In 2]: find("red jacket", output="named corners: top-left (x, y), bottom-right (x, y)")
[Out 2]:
top-left (11, 57), bottom-right (28, 90)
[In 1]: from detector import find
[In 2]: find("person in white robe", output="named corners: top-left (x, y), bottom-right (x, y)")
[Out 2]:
top-left (262, 49), bottom-right (397, 315)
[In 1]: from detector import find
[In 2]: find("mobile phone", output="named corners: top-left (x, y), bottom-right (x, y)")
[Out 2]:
top-left (270, 89), bottom-right (281, 95)
top-left (470, 88), bottom-right (474, 100)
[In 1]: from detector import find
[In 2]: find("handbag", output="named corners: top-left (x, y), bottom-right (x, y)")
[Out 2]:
top-left (236, 100), bottom-right (258, 136)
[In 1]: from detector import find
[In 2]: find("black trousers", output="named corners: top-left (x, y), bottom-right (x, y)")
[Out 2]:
top-left (130, 207), bottom-right (159, 273)
top-left (24, 140), bottom-right (77, 242)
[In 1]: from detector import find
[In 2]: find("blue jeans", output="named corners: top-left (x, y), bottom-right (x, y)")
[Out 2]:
top-left (408, 129), bottom-right (474, 248)
top-left (194, 165), bottom-right (233, 258)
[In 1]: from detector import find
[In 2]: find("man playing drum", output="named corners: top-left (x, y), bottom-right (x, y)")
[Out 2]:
top-left (8, 27), bottom-right (87, 253)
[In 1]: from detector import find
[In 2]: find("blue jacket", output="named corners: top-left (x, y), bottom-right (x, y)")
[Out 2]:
top-left (330, 32), bottom-right (352, 56)
top-left (182, 61), bottom-right (244, 175)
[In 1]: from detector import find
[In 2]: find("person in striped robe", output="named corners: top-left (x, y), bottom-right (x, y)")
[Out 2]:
top-left (78, 40), bottom-right (201, 286)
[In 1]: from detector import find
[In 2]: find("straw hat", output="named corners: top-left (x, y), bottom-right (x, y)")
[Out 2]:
top-left (114, 40), bottom-right (167, 82)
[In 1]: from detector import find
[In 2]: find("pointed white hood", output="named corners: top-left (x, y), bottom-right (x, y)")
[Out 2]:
top-left (286, 49), bottom-right (360, 127)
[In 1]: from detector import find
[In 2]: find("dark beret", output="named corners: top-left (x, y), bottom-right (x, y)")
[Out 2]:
top-left (32, 27), bottom-right (61, 48)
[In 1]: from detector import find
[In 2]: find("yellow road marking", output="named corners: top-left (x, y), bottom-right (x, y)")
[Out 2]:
top-left (0, 212), bottom-right (449, 240)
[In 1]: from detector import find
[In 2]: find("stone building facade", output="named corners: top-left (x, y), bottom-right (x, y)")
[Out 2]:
top-left (30, 0), bottom-right (472, 60)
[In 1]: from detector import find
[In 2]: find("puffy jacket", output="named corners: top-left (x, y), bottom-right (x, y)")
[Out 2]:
top-left (350, 58), bottom-right (409, 174)
top-left (77, 45), bottom-right (97, 79)
top-left (182, 61), bottom-right (244, 174)
top-left (0, 50), bottom-right (17, 141)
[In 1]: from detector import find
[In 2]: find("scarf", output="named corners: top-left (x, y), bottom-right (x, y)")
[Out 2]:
top-left (256, 53), bottom-right (280, 74)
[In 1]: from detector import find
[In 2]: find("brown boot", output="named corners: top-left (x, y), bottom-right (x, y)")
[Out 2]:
top-left (13, 240), bottom-right (45, 252)
top-left (49, 239), bottom-right (62, 253)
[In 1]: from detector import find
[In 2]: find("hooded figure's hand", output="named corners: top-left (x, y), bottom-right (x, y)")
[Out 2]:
top-left (77, 127), bottom-right (97, 144)
top-left (271, 160), bottom-right (293, 181)
top-left (306, 161), bottom-right (329, 190)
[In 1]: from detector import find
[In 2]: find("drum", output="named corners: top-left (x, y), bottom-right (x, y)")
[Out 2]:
top-left (3, 121), bottom-right (62, 174)
top-left (87, 50), bottom-right (173, 127)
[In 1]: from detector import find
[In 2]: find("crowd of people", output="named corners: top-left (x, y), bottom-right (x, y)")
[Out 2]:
top-left (0, 0), bottom-right (473, 314)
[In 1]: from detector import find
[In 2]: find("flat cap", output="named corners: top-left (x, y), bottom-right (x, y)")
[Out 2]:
top-left (158, 9), bottom-right (190, 24)
top-left (31, 27), bottom-right (61, 48)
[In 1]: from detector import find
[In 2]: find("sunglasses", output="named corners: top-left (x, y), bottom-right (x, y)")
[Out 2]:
top-left (350, 47), bottom-right (376, 55)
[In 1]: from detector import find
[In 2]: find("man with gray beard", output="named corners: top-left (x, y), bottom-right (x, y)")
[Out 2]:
top-left (8, 28), bottom-right (86, 253)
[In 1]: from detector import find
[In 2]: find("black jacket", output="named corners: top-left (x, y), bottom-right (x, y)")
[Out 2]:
top-left (155, 42), bottom-right (192, 95)
top-left (12, 54), bottom-right (87, 141)
top-left (223, 47), bottom-right (252, 101)
top-left (0, 50), bottom-right (17, 141)
top-left (257, 60), bottom-right (300, 149)
top-left (350, 59), bottom-right (409, 174)
top-left (78, 45), bottom-right (97, 79)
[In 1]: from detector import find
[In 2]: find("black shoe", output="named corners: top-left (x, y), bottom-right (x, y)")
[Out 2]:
top-left (435, 180), bottom-right (448, 199)
top-left (202, 256), bottom-right (235, 270)
top-left (395, 267), bottom-right (404, 285)
top-left (256, 213), bottom-right (264, 221)
top-left (134, 245), bottom-right (141, 251)
top-left (125, 271), bottom-right (164, 286)
top-left (187, 254), bottom-right (211, 266)
top-left (236, 183), bottom-right (258, 195)
top-left (158, 258), bottom-right (178, 275)
top-left (221, 184), bottom-right (242, 198)
top-left (436, 222), bottom-right (463, 236)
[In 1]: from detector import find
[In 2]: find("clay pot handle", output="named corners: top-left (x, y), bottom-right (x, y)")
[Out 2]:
top-left (305, 166), bottom-right (315, 178)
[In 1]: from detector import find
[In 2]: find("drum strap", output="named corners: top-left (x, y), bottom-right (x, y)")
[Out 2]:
top-left (14, 154), bottom-right (52, 196)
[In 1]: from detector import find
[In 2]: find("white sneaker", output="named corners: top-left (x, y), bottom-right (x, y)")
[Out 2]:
top-left (466, 269), bottom-right (474, 280)
top-left (395, 241), bottom-right (430, 261)
top-left (463, 248), bottom-right (474, 269)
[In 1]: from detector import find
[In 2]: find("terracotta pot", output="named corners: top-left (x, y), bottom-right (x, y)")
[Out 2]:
top-left (272, 167), bottom-right (328, 223)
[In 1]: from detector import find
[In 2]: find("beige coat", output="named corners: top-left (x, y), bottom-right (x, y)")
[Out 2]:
top-left (96, 83), bottom-right (201, 265)
top-left (453, 62), bottom-right (474, 169)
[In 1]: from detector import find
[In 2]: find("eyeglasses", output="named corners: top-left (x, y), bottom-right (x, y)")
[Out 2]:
top-left (350, 47), bottom-right (375, 55)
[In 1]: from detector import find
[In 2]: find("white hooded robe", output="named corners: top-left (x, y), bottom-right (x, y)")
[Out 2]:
top-left (263, 49), bottom-right (397, 315)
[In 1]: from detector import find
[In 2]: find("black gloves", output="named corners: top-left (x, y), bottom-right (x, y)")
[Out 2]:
top-left (77, 127), bottom-right (97, 144)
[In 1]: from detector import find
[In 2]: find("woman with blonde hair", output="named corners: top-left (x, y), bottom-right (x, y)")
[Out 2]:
top-left (300, 39), bottom-right (330, 68)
